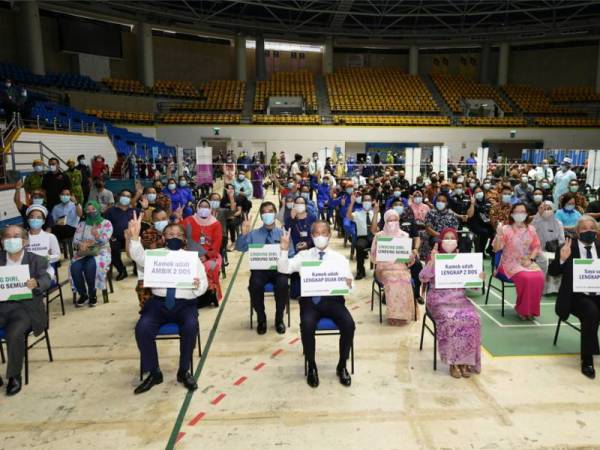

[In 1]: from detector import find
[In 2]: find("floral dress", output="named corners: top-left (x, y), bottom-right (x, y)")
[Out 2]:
top-left (69, 219), bottom-right (113, 290)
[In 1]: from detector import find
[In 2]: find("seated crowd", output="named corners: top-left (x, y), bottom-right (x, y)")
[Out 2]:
top-left (1, 151), bottom-right (599, 399)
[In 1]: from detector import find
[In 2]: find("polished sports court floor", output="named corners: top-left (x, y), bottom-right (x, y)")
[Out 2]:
top-left (1, 193), bottom-right (599, 450)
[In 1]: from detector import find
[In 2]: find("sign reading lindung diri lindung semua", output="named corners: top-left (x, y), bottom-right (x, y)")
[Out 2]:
top-left (434, 253), bottom-right (483, 289)
top-left (0, 265), bottom-right (32, 301)
top-left (573, 259), bottom-right (600, 292)
top-left (143, 249), bottom-right (199, 289)
top-left (300, 260), bottom-right (350, 296)
top-left (248, 244), bottom-right (280, 270)
top-left (375, 237), bottom-right (413, 263)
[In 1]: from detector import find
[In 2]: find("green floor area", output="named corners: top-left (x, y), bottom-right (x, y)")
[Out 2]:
top-left (466, 261), bottom-right (580, 357)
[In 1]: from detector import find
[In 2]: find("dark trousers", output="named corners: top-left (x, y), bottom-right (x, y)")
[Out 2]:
top-left (0, 302), bottom-right (32, 378)
top-left (571, 295), bottom-right (600, 362)
top-left (52, 224), bottom-right (76, 241)
top-left (355, 236), bottom-right (370, 273)
top-left (110, 237), bottom-right (126, 274)
top-left (299, 296), bottom-right (355, 367)
top-left (70, 255), bottom-right (97, 298)
top-left (249, 270), bottom-right (288, 323)
top-left (410, 259), bottom-right (423, 299)
top-left (470, 222), bottom-right (494, 255)
top-left (135, 297), bottom-right (199, 374)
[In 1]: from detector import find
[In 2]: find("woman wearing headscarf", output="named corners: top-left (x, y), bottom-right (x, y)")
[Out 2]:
top-left (251, 161), bottom-right (265, 199)
top-left (370, 209), bottom-right (416, 325)
top-left (70, 200), bottom-right (113, 307)
top-left (183, 199), bottom-right (223, 305)
top-left (25, 204), bottom-right (61, 280)
top-left (419, 227), bottom-right (482, 378)
top-left (531, 201), bottom-right (565, 294)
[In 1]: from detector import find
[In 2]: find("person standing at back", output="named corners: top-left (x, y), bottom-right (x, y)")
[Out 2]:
top-left (75, 154), bottom-right (92, 203)
top-left (42, 158), bottom-right (71, 211)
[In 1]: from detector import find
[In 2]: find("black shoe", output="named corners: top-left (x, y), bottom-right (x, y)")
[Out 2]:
top-left (355, 271), bottom-right (366, 281)
top-left (116, 272), bottom-right (128, 281)
top-left (416, 296), bottom-right (425, 305)
top-left (88, 297), bottom-right (97, 307)
top-left (307, 366), bottom-right (319, 388)
top-left (336, 366), bottom-right (352, 387)
top-left (6, 376), bottom-right (22, 396)
top-left (75, 294), bottom-right (88, 307)
top-left (275, 320), bottom-right (286, 334)
top-left (134, 371), bottom-right (163, 394)
top-left (256, 321), bottom-right (267, 335)
top-left (582, 364), bottom-right (596, 379)
top-left (177, 371), bottom-right (198, 391)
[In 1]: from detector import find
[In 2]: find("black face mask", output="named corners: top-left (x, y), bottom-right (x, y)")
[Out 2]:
top-left (579, 230), bottom-right (597, 245)
top-left (165, 238), bottom-right (184, 251)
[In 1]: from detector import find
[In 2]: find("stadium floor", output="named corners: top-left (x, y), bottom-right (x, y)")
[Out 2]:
top-left (2, 192), bottom-right (599, 450)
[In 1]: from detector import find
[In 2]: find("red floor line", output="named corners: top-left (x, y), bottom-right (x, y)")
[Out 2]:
top-left (210, 393), bottom-right (226, 405)
top-left (188, 412), bottom-right (206, 426)
top-left (175, 432), bottom-right (186, 444)
top-left (234, 376), bottom-right (248, 386)
top-left (253, 362), bottom-right (266, 371)
top-left (288, 337), bottom-right (300, 344)
top-left (271, 348), bottom-right (284, 357)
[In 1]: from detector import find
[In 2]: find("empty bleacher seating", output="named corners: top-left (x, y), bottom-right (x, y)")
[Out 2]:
top-left (252, 114), bottom-right (320, 125)
top-left (154, 80), bottom-right (202, 98)
top-left (333, 115), bottom-right (450, 126)
top-left (502, 85), bottom-right (581, 114)
top-left (431, 74), bottom-right (512, 114)
top-left (550, 86), bottom-right (600, 103)
top-left (160, 113), bottom-right (240, 124)
top-left (533, 117), bottom-right (600, 127)
top-left (103, 78), bottom-right (151, 95)
top-left (459, 117), bottom-right (528, 127)
top-left (327, 68), bottom-right (439, 113)
top-left (254, 72), bottom-right (317, 112)
top-left (181, 80), bottom-right (246, 111)
top-left (0, 62), bottom-right (101, 90)
top-left (85, 109), bottom-right (155, 124)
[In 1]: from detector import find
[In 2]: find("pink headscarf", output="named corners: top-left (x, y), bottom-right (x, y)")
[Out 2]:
top-left (381, 209), bottom-right (405, 238)
top-left (410, 190), bottom-right (430, 221)
top-left (194, 199), bottom-right (217, 226)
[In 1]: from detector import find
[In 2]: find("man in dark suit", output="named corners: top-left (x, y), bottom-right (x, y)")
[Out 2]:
top-left (0, 225), bottom-right (51, 395)
top-left (549, 215), bottom-right (600, 379)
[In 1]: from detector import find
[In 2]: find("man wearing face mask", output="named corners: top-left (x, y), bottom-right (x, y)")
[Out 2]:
top-left (410, 176), bottom-right (425, 195)
top-left (514, 174), bottom-right (534, 207)
top-left (568, 180), bottom-right (588, 213)
top-left (278, 221), bottom-right (355, 388)
top-left (236, 202), bottom-right (293, 335)
top-left (24, 160), bottom-right (45, 198)
top-left (490, 185), bottom-right (514, 229)
top-left (311, 172), bottom-right (334, 222)
top-left (42, 158), bottom-right (71, 211)
top-left (549, 215), bottom-right (600, 379)
top-left (232, 171), bottom-right (254, 215)
top-left (89, 178), bottom-right (115, 213)
top-left (178, 176), bottom-right (194, 217)
top-left (468, 187), bottom-right (494, 257)
top-left (128, 215), bottom-right (208, 394)
top-left (0, 225), bottom-right (51, 396)
top-left (347, 192), bottom-right (375, 280)
top-left (308, 152), bottom-right (324, 186)
top-left (50, 188), bottom-right (82, 241)
top-left (530, 159), bottom-right (554, 187)
top-left (298, 186), bottom-right (318, 220)
top-left (104, 189), bottom-right (138, 281)
top-left (553, 157), bottom-right (577, 208)
top-left (75, 154), bottom-right (91, 203)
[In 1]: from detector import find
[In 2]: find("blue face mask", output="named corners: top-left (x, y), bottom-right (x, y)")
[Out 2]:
top-left (3, 237), bottom-right (23, 254)
top-left (32, 198), bottom-right (44, 205)
top-left (60, 195), bottom-right (70, 204)
top-left (179, 180), bottom-right (187, 187)
top-left (346, 188), bottom-right (354, 195)
top-left (394, 206), bottom-right (404, 216)
top-left (502, 194), bottom-right (512, 204)
top-left (436, 202), bottom-right (446, 211)
top-left (154, 220), bottom-right (168, 233)
top-left (261, 212), bottom-right (275, 225)
top-left (119, 196), bottom-right (131, 206)
top-left (564, 204), bottom-right (575, 211)
top-left (28, 218), bottom-right (44, 229)
top-left (287, 182), bottom-right (294, 189)
top-left (210, 200), bottom-right (220, 210)
top-left (301, 193), bottom-right (310, 200)
top-left (393, 191), bottom-right (401, 197)
top-left (147, 193), bottom-right (157, 203)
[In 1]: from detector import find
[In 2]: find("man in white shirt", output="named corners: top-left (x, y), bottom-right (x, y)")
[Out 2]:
top-left (308, 152), bottom-right (324, 179)
top-left (528, 159), bottom-right (554, 187)
top-left (278, 220), bottom-right (355, 388)
top-left (347, 191), bottom-right (375, 280)
top-left (127, 212), bottom-right (208, 394)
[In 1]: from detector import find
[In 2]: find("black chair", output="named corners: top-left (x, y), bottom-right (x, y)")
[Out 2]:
top-left (45, 261), bottom-right (66, 318)
top-left (249, 281), bottom-right (291, 329)
top-left (302, 317), bottom-right (355, 376)
top-left (220, 246), bottom-right (228, 279)
top-left (418, 285), bottom-right (437, 370)
top-left (553, 316), bottom-right (581, 346)
top-left (139, 321), bottom-right (202, 380)
top-left (484, 250), bottom-right (513, 316)
top-left (0, 327), bottom-right (54, 385)
top-left (60, 237), bottom-right (74, 260)
top-left (371, 274), bottom-right (418, 324)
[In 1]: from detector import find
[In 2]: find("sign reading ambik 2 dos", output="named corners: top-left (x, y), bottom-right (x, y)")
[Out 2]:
top-left (434, 253), bottom-right (483, 289)
top-left (143, 249), bottom-right (199, 289)
top-left (0, 265), bottom-right (32, 301)
top-left (573, 259), bottom-right (600, 292)
top-left (300, 260), bottom-right (350, 297)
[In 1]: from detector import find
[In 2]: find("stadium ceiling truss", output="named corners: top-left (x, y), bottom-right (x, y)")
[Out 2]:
top-left (40, 1), bottom-right (600, 44)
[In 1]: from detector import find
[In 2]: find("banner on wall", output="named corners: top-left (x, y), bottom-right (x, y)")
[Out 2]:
top-left (195, 146), bottom-right (213, 184)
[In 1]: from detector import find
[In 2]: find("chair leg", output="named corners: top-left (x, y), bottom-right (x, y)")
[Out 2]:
top-left (58, 285), bottom-right (65, 316)
top-left (24, 341), bottom-right (29, 385)
top-left (103, 289), bottom-right (109, 304)
top-left (249, 300), bottom-right (253, 329)
top-left (197, 329), bottom-right (202, 357)
top-left (501, 282), bottom-right (505, 317)
top-left (370, 280), bottom-right (375, 311)
top-left (484, 274), bottom-right (493, 304)
top-left (419, 312), bottom-right (427, 350)
top-left (0, 340), bottom-right (5, 363)
top-left (379, 290), bottom-right (383, 324)
top-left (553, 319), bottom-right (562, 346)
top-left (287, 296), bottom-right (291, 328)
top-left (350, 343), bottom-right (354, 374)
top-left (433, 324), bottom-right (437, 371)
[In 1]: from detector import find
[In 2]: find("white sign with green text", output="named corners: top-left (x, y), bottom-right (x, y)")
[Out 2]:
top-left (0, 265), bottom-right (32, 301)
top-left (375, 236), bottom-right (413, 263)
top-left (573, 258), bottom-right (600, 292)
top-left (143, 249), bottom-right (199, 288)
top-left (248, 244), bottom-right (280, 270)
top-left (300, 260), bottom-right (350, 296)
top-left (434, 253), bottom-right (483, 289)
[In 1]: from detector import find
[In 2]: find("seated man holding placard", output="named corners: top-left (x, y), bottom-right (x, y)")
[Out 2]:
top-left (0, 225), bottom-right (51, 396)
top-left (127, 212), bottom-right (208, 394)
top-left (549, 215), bottom-right (600, 379)
top-left (277, 220), bottom-right (355, 388)
top-left (236, 201), bottom-right (293, 335)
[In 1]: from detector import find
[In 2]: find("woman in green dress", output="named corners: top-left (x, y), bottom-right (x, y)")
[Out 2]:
top-left (66, 159), bottom-right (84, 204)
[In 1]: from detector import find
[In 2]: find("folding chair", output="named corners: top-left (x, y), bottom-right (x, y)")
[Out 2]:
top-left (484, 250), bottom-right (514, 316)
top-left (249, 281), bottom-right (291, 329)
top-left (45, 262), bottom-right (66, 318)
top-left (418, 284), bottom-right (438, 370)
top-left (139, 321), bottom-right (202, 380)
top-left (0, 327), bottom-right (54, 385)
top-left (553, 316), bottom-right (581, 346)
top-left (303, 317), bottom-right (355, 376)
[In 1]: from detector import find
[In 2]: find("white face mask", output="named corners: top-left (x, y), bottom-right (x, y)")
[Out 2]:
top-left (313, 235), bottom-right (329, 249)
top-left (542, 209), bottom-right (554, 219)
top-left (294, 204), bottom-right (306, 214)
top-left (512, 213), bottom-right (528, 223)
top-left (441, 239), bottom-right (458, 253)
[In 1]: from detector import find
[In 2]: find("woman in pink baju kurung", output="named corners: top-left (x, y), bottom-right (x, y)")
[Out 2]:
top-left (492, 203), bottom-right (545, 320)
top-left (370, 209), bottom-right (415, 325)
top-left (419, 227), bottom-right (481, 377)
